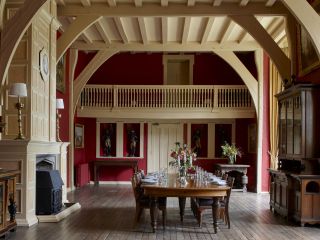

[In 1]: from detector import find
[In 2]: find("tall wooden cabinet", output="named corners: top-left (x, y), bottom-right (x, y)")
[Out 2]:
top-left (269, 84), bottom-right (320, 226)
top-left (0, 170), bottom-right (19, 238)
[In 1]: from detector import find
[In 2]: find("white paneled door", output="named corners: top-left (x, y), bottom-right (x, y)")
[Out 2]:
top-left (148, 123), bottom-right (183, 173)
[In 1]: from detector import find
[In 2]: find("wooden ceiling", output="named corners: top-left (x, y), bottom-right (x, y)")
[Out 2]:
top-left (56, 0), bottom-right (287, 53)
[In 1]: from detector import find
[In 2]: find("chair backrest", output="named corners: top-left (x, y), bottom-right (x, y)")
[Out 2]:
top-left (131, 173), bottom-right (144, 201)
top-left (225, 177), bottom-right (235, 202)
top-left (222, 173), bottom-right (228, 180)
top-left (215, 170), bottom-right (222, 177)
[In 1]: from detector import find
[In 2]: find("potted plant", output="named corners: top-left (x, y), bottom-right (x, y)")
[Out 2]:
top-left (221, 142), bottom-right (242, 164)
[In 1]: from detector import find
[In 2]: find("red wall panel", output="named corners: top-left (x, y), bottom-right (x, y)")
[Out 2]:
top-left (87, 52), bottom-right (257, 85)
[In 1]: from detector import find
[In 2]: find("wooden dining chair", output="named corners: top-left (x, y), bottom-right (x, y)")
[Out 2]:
top-left (131, 174), bottom-right (167, 227)
top-left (191, 176), bottom-right (235, 228)
top-left (218, 177), bottom-right (235, 228)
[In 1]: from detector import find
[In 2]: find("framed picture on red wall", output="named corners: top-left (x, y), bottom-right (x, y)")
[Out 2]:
top-left (191, 124), bottom-right (208, 158)
top-left (56, 54), bottom-right (66, 93)
top-left (100, 123), bottom-right (116, 157)
top-left (75, 124), bottom-right (84, 148)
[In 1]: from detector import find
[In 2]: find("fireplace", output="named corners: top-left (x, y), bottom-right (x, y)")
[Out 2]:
top-left (36, 154), bottom-right (58, 171)
top-left (36, 170), bottom-right (64, 215)
top-left (0, 141), bottom-right (69, 226)
top-left (36, 154), bottom-right (64, 215)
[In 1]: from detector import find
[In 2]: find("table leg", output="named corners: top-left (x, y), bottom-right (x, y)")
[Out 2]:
top-left (178, 197), bottom-right (186, 222)
top-left (150, 197), bottom-right (159, 232)
top-left (212, 197), bottom-right (220, 234)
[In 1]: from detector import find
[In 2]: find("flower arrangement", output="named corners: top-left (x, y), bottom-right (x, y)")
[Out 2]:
top-left (221, 142), bottom-right (242, 164)
top-left (169, 142), bottom-right (197, 176)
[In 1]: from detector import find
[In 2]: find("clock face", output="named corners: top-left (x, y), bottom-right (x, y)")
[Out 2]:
top-left (39, 48), bottom-right (49, 81)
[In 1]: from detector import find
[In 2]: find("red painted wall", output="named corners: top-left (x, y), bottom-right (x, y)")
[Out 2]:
top-left (75, 117), bottom-right (257, 190)
top-left (81, 123), bottom-right (148, 182)
top-left (88, 52), bottom-right (257, 85)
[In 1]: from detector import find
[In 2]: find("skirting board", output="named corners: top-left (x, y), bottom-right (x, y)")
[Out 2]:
top-left (37, 202), bottom-right (81, 223)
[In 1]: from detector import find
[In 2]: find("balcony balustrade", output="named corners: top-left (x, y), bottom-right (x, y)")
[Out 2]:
top-left (78, 85), bottom-right (255, 119)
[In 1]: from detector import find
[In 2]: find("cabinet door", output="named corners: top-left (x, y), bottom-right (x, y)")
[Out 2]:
top-left (293, 96), bottom-right (302, 155)
top-left (286, 99), bottom-right (294, 155)
top-left (279, 101), bottom-right (287, 155)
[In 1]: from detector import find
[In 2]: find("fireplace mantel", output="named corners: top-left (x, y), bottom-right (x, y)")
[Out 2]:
top-left (0, 140), bottom-right (69, 226)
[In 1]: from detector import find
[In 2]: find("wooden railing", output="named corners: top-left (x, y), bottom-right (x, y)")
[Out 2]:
top-left (79, 85), bottom-right (253, 110)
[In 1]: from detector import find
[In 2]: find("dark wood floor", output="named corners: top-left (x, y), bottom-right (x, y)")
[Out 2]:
top-left (9, 185), bottom-right (320, 240)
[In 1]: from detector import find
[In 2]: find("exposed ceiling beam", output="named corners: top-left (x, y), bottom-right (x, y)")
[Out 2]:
top-left (80, 0), bottom-right (91, 7)
top-left (58, 2), bottom-right (289, 16)
top-left (135, 0), bottom-right (142, 7)
top-left (161, 0), bottom-right (168, 7)
top-left (201, 17), bottom-right (215, 44)
top-left (107, 0), bottom-right (116, 7)
top-left (270, 20), bottom-right (285, 40)
top-left (238, 16), bottom-right (262, 43)
top-left (182, 17), bottom-right (191, 44)
top-left (0, 0), bottom-right (48, 87)
top-left (266, 17), bottom-right (283, 34)
top-left (231, 15), bottom-right (290, 80)
top-left (56, 0), bottom-right (66, 5)
top-left (237, 30), bottom-right (247, 44)
top-left (187, 0), bottom-right (196, 7)
top-left (274, 30), bottom-right (286, 44)
top-left (213, 0), bottom-right (222, 6)
top-left (162, 17), bottom-right (168, 44)
top-left (57, 15), bottom-right (101, 62)
top-left (95, 21), bottom-right (111, 44)
top-left (239, 0), bottom-right (249, 7)
top-left (71, 41), bottom-right (261, 52)
top-left (220, 20), bottom-right (236, 43)
top-left (266, 0), bottom-right (277, 7)
top-left (138, 17), bottom-right (148, 44)
top-left (82, 31), bottom-right (93, 44)
top-left (114, 17), bottom-right (128, 43)
top-left (0, 0), bottom-right (6, 30)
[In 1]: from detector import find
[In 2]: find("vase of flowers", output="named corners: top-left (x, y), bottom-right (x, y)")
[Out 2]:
top-left (221, 142), bottom-right (242, 164)
top-left (169, 142), bottom-right (197, 184)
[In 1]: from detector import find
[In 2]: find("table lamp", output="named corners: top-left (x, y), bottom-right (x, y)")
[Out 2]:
top-left (9, 83), bottom-right (27, 140)
top-left (56, 98), bottom-right (64, 142)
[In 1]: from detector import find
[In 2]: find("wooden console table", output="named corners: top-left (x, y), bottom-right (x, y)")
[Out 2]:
top-left (93, 159), bottom-right (138, 185)
top-left (0, 169), bottom-right (19, 238)
top-left (214, 164), bottom-right (250, 192)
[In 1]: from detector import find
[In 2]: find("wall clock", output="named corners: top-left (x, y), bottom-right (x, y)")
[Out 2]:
top-left (39, 48), bottom-right (49, 81)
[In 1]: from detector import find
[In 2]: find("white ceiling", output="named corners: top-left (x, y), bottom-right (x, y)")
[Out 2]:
top-left (56, 0), bottom-right (287, 53)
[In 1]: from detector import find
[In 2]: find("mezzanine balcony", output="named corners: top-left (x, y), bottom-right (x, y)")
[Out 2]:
top-left (77, 85), bottom-right (255, 119)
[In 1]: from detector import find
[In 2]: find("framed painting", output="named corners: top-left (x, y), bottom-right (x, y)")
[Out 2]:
top-left (191, 124), bottom-right (208, 158)
top-left (298, 1), bottom-right (320, 76)
top-left (75, 124), bottom-right (84, 148)
top-left (56, 54), bottom-right (66, 93)
top-left (248, 123), bottom-right (257, 153)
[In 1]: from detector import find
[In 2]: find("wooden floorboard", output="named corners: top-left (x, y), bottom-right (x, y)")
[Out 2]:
top-left (8, 184), bottom-right (320, 240)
